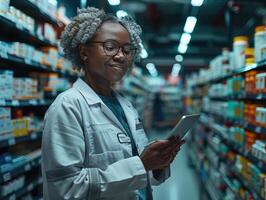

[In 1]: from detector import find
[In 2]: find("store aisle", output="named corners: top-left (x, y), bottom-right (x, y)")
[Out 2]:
top-left (151, 135), bottom-right (201, 200)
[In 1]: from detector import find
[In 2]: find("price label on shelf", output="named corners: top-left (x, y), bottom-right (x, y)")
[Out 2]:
top-left (39, 35), bottom-right (44, 41)
top-left (3, 172), bottom-right (11, 182)
top-left (16, 23), bottom-right (23, 30)
top-left (0, 51), bottom-right (8, 59)
top-left (27, 183), bottom-right (34, 192)
top-left (24, 58), bottom-right (31, 65)
top-left (0, 99), bottom-right (6, 106)
top-left (30, 133), bottom-right (37, 140)
top-left (12, 100), bottom-right (19, 106)
top-left (8, 138), bottom-right (15, 146)
top-left (24, 164), bottom-right (31, 171)
top-left (255, 127), bottom-right (261, 133)
top-left (29, 99), bottom-right (37, 105)
top-left (40, 99), bottom-right (45, 105)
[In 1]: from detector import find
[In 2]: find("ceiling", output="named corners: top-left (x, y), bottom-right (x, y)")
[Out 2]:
top-left (60, 0), bottom-right (266, 76)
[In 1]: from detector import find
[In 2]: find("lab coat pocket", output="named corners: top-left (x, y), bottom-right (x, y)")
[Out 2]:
top-left (89, 150), bottom-right (124, 170)
top-left (86, 123), bottom-right (122, 152)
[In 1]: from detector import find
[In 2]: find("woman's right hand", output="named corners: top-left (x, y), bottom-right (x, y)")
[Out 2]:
top-left (140, 136), bottom-right (185, 171)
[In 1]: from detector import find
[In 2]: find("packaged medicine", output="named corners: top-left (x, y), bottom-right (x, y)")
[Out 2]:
top-left (255, 25), bottom-right (266, 63)
top-left (233, 36), bottom-right (249, 69)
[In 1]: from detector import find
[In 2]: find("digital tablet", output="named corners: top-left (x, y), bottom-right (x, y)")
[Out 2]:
top-left (149, 114), bottom-right (200, 143)
top-left (165, 114), bottom-right (200, 140)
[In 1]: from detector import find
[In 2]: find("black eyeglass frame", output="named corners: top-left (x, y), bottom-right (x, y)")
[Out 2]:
top-left (87, 40), bottom-right (137, 58)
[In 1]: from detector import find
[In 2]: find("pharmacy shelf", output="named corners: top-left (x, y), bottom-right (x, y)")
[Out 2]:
top-left (0, 53), bottom-right (78, 78)
top-left (192, 93), bottom-right (266, 101)
top-left (232, 169), bottom-right (263, 200)
top-left (0, 15), bottom-right (56, 47)
top-left (0, 155), bottom-right (41, 184)
top-left (188, 146), bottom-right (223, 200)
top-left (0, 99), bottom-right (53, 107)
top-left (11, 0), bottom-right (58, 26)
top-left (200, 119), bottom-right (266, 173)
top-left (205, 148), bottom-right (260, 200)
top-left (0, 131), bottom-right (42, 149)
top-left (1, 177), bottom-right (42, 200)
top-left (202, 111), bottom-right (266, 135)
top-left (193, 60), bottom-right (266, 88)
top-left (209, 93), bottom-right (266, 101)
top-left (203, 138), bottom-right (263, 200)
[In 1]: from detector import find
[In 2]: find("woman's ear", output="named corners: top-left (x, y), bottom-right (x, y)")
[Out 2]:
top-left (79, 45), bottom-right (88, 61)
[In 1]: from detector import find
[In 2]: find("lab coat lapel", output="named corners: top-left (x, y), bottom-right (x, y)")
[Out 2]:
top-left (100, 103), bottom-right (127, 133)
top-left (73, 78), bottom-right (126, 132)
top-left (116, 95), bottom-right (138, 144)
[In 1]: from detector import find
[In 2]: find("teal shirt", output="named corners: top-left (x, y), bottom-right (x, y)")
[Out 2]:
top-left (99, 93), bottom-right (147, 200)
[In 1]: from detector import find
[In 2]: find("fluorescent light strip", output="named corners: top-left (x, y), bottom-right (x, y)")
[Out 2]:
top-left (184, 16), bottom-right (197, 33)
top-left (191, 0), bottom-right (204, 7)
top-left (48, 0), bottom-right (57, 6)
top-left (108, 0), bottom-right (120, 6)
top-left (171, 63), bottom-right (181, 76)
top-left (178, 43), bottom-right (188, 54)
top-left (140, 43), bottom-right (148, 59)
top-left (175, 55), bottom-right (183, 62)
top-left (180, 33), bottom-right (191, 45)
top-left (146, 63), bottom-right (158, 77)
top-left (116, 10), bottom-right (128, 18)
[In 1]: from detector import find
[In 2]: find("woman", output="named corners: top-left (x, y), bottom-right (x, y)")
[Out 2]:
top-left (42, 7), bottom-right (185, 200)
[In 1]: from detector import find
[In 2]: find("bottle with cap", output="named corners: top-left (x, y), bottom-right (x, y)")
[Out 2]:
top-left (255, 25), bottom-right (266, 63)
top-left (233, 36), bottom-right (249, 69)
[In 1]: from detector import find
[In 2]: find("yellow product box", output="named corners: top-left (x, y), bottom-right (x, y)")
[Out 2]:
top-left (12, 119), bottom-right (18, 137)
top-left (20, 117), bottom-right (28, 136)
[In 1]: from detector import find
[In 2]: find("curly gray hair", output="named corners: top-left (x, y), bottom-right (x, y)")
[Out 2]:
top-left (60, 7), bottom-right (142, 70)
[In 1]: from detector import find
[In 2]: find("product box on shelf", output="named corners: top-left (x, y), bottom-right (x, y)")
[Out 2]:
top-left (42, 47), bottom-right (58, 68)
top-left (255, 25), bottom-right (266, 63)
top-left (0, 0), bottom-right (10, 16)
top-left (256, 72), bottom-right (266, 93)
top-left (251, 140), bottom-right (266, 162)
top-left (12, 117), bottom-right (28, 137)
top-left (6, 6), bottom-right (35, 33)
top-left (0, 70), bottom-right (13, 100)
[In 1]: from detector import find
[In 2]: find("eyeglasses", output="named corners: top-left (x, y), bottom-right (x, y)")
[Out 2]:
top-left (88, 40), bottom-right (137, 58)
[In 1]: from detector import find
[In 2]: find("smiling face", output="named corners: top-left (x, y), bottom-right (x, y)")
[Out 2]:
top-left (80, 21), bottom-right (133, 86)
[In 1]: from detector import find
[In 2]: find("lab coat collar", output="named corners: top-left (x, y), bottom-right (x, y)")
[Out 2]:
top-left (73, 78), bottom-right (102, 105)
top-left (73, 78), bottom-right (128, 133)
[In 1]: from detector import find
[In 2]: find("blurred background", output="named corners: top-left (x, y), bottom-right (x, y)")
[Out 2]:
top-left (0, 0), bottom-right (266, 199)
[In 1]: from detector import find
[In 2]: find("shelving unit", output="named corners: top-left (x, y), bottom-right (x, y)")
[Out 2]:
top-left (0, 1), bottom-right (74, 198)
top-left (192, 61), bottom-right (266, 88)
top-left (0, 131), bottom-right (42, 149)
top-left (0, 15), bottom-right (56, 47)
top-left (185, 49), bottom-right (266, 199)
top-left (1, 177), bottom-right (42, 200)
top-left (11, 0), bottom-right (58, 26)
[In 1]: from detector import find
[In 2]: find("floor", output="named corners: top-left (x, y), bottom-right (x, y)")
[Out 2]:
top-left (148, 130), bottom-right (201, 200)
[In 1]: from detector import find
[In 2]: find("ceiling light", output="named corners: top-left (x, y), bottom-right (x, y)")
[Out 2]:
top-left (146, 63), bottom-right (158, 77)
top-left (48, 0), bottom-right (57, 6)
top-left (180, 33), bottom-right (191, 45)
top-left (178, 43), bottom-right (188, 54)
top-left (116, 10), bottom-right (128, 18)
top-left (175, 55), bottom-right (183, 62)
top-left (140, 43), bottom-right (148, 59)
top-left (171, 63), bottom-right (181, 76)
top-left (191, 0), bottom-right (204, 7)
top-left (108, 0), bottom-right (120, 6)
top-left (184, 16), bottom-right (197, 33)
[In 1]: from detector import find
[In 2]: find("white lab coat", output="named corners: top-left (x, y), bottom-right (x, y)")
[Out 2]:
top-left (41, 78), bottom-right (170, 200)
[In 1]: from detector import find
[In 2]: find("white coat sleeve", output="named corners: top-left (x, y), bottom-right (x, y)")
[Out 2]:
top-left (149, 168), bottom-right (170, 186)
top-left (42, 98), bottom-right (148, 200)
